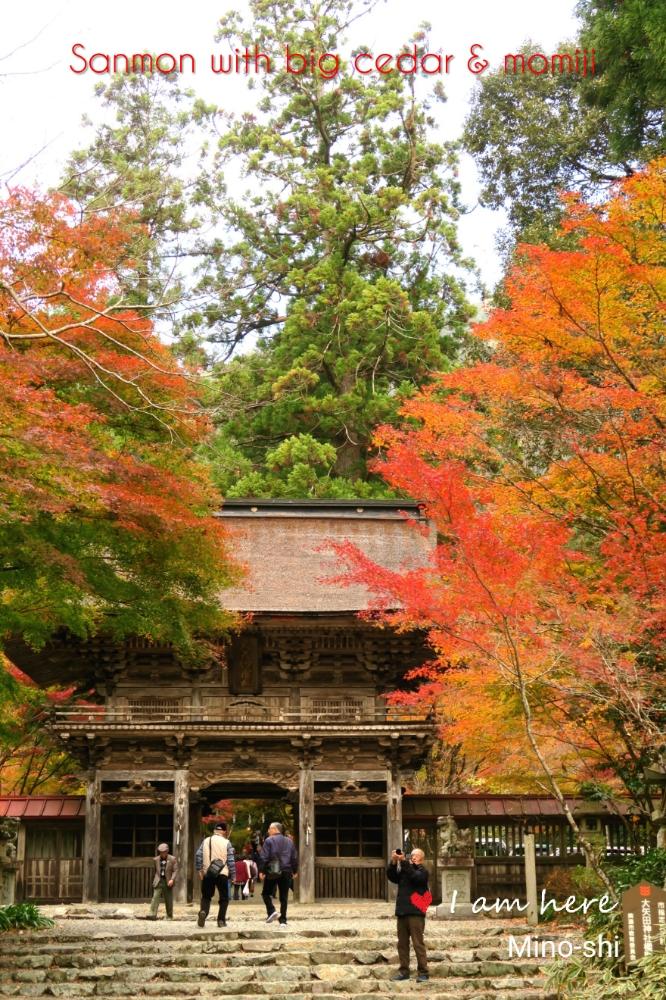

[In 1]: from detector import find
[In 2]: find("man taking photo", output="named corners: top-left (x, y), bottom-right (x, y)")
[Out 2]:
top-left (387, 847), bottom-right (430, 982)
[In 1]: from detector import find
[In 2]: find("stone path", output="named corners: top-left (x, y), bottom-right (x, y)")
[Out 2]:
top-left (0, 901), bottom-right (578, 999)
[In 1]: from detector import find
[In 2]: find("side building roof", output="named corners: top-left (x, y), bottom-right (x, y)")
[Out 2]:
top-left (0, 796), bottom-right (85, 819)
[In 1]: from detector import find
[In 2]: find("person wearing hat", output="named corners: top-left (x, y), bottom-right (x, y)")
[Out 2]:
top-left (195, 822), bottom-right (236, 927)
top-left (147, 842), bottom-right (178, 920)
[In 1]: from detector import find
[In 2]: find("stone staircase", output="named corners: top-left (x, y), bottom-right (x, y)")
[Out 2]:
top-left (0, 916), bottom-right (574, 999)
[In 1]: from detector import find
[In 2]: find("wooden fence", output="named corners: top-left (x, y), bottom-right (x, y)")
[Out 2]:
top-left (105, 863), bottom-right (154, 902)
top-left (19, 859), bottom-right (83, 903)
top-left (405, 815), bottom-right (651, 901)
top-left (315, 860), bottom-right (386, 900)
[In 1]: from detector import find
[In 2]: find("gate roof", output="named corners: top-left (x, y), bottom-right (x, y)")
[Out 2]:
top-left (217, 500), bottom-right (434, 612)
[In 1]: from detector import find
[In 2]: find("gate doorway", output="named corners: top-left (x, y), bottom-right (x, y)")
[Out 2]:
top-left (104, 807), bottom-right (172, 902)
top-left (315, 806), bottom-right (387, 900)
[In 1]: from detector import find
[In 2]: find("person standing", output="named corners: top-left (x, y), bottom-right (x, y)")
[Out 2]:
top-left (147, 842), bottom-right (178, 920)
top-left (195, 821), bottom-right (236, 927)
top-left (387, 848), bottom-right (430, 982)
top-left (244, 846), bottom-right (258, 896)
top-left (232, 855), bottom-right (250, 901)
top-left (259, 821), bottom-right (297, 927)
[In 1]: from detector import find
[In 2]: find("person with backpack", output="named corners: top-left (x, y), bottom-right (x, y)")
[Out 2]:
top-left (259, 821), bottom-right (298, 927)
top-left (195, 822), bottom-right (236, 927)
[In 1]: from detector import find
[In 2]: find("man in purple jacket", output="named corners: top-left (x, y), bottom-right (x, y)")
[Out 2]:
top-left (259, 822), bottom-right (298, 927)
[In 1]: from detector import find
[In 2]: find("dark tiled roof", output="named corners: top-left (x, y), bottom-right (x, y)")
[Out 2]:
top-left (0, 796), bottom-right (85, 819)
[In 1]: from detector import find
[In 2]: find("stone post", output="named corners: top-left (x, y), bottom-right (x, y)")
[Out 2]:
top-left (433, 815), bottom-right (479, 919)
top-left (524, 833), bottom-right (538, 927)
top-left (0, 818), bottom-right (19, 905)
top-left (173, 769), bottom-right (190, 905)
top-left (83, 771), bottom-right (101, 902)
top-left (298, 767), bottom-right (315, 903)
top-left (436, 856), bottom-right (477, 919)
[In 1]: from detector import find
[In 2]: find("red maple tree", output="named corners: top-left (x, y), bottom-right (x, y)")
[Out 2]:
top-left (334, 160), bottom-right (666, 869)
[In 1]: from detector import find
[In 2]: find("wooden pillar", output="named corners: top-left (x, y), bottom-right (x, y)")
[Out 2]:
top-left (298, 767), bottom-right (315, 903)
top-left (173, 769), bottom-right (190, 905)
top-left (83, 771), bottom-right (101, 902)
top-left (387, 769), bottom-right (403, 900)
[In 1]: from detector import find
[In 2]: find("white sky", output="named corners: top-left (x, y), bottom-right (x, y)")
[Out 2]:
top-left (2, 0), bottom-right (580, 291)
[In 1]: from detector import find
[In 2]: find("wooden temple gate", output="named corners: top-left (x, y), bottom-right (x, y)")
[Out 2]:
top-left (6, 501), bottom-right (436, 904)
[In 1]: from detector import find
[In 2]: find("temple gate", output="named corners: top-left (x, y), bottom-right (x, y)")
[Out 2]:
top-left (7, 500), bottom-right (436, 902)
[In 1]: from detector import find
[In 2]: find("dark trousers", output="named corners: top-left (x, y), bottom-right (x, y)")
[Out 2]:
top-left (262, 873), bottom-right (291, 922)
top-left (397, 915), bottom-right (428, 974)
top-left (200, 873), bottom-right (229, 921)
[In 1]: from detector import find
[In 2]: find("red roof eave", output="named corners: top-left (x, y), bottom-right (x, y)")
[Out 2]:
top-left (0, 796), bottom-right (85, 819)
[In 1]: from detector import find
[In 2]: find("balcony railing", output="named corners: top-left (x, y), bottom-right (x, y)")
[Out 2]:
top-left (51, 703), bottom-right (434, 725)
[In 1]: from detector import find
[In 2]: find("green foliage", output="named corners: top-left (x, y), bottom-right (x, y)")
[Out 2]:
top-left (201, 0), bottom-right (473, 496)
top-left (463, 42), bottom-right (624, 248)
top-left (0, 662), bottom-right (80, 795)
top-left (547, 852), bottom-right (666, 995)
top-left (578, 0), bottom-right (666, 161)
top-left (0, 903), bottom-right (54, 932)
top-left (463, 0), bottom-right (666, 256)
top-left (550, 951), bottom-right (666, 999)
top-left (609, 850), bottom-right (666, 898)
top-left (61, 71), bottom-right (222, 307)
top-left (0, 192), bottom-right (239, 664)
top-left (224, 799), bottom-right (294, 853)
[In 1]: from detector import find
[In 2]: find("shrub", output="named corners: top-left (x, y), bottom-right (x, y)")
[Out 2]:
top-left (547, 849), bottom-right (666, 996)
top-left (550, 951), bottom-right (666, 998)
top-left (0, 903), bottom-right (54, 931)
top-left (543, 865), bottom-right (605, 902)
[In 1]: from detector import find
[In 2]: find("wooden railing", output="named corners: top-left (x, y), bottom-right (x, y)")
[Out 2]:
top-left (52, 703), bottom-right (433, 724)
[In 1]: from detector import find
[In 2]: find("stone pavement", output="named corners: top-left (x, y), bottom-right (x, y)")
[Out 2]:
top-left (0, 900), bottom-right (578, 998)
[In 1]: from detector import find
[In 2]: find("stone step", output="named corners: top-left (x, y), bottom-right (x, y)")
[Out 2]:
top-left (2, 927), bottom-right (571, 953)
top-left (0, 921), bottom-right (571, 1000)
top-left (0, 994), bottom-right (557, 1000)
top-left (0, 980), bottom-right (557, 999)
top-left (2, 958), bottom-right (548, 977)
top-left (0, 935), bottom-right (552, 959)
top-left (2, 947), bottom-right (545, 969)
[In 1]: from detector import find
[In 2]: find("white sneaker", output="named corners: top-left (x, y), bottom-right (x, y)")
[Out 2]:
top-left (278, 922), bottom-right (288, 930)
top-left (266, 912), bottom-right (278, 923)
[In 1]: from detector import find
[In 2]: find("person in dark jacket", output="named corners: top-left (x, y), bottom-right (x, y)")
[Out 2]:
top-left (387, 848), bottom-right (430, 982)
top-left (259, 821), bottom-right (298, 926)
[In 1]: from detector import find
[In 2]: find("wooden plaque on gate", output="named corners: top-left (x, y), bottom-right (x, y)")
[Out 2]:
top-left (227, 634), bottom-right (261, 694)
top-left (621, 882), bottom-right (666, 963)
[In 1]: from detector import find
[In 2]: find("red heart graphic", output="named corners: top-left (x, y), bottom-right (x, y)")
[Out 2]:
top-left (410, 890), bottom-right (432, 913)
